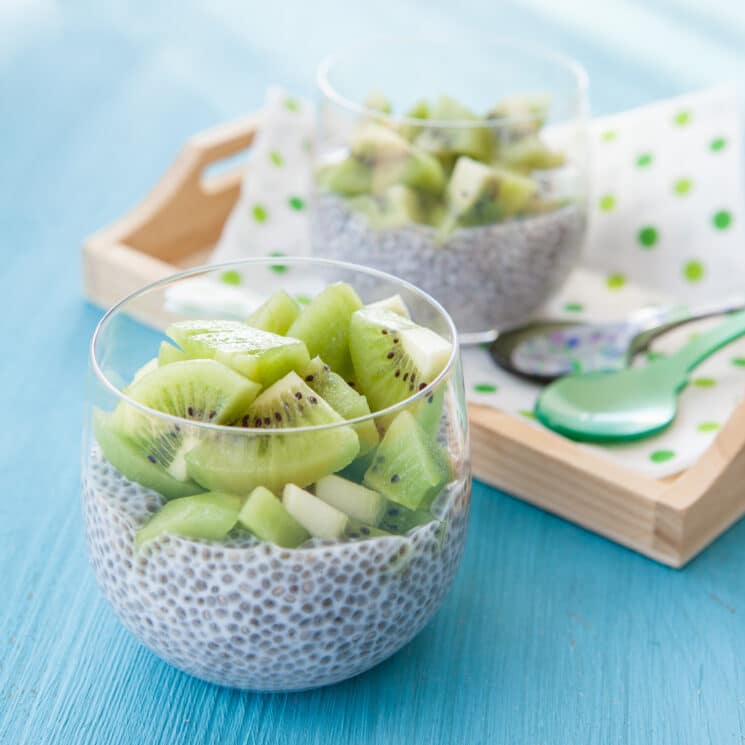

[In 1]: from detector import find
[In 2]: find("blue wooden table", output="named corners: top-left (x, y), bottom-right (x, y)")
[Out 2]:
top-left (3, 2), bottom-right (745, 743)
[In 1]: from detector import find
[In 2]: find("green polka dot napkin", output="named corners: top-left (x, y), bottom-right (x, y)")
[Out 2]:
top-left (173, 85), bottom-right (744, 478)
top-left (466, 85), bottom-right (745, 477)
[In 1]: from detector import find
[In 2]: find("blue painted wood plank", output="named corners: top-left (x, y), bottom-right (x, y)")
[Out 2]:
top-left (2, 2), bottom-right (745, 743)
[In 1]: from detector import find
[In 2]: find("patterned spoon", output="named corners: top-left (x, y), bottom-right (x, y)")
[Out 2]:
top-left (534, 309), bottom-right (745, 442)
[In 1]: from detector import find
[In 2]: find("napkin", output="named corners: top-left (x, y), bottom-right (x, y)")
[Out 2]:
top-left (197, 84), bottom-right (745, 478)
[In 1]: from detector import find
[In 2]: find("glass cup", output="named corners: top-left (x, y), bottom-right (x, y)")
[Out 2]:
top-left (312, 34), bottom-right (590, 341)
top-left (82, 257), bottom-right (471, 691)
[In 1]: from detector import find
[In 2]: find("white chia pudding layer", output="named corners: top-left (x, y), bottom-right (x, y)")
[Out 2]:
top-left (312, 195), bottom-right (585, 332)
top-left (83, 449), bottom-right (470, 691)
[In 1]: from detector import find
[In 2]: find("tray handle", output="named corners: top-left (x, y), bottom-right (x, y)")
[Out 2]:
top-left (87, 115), bottom-right (259, 262)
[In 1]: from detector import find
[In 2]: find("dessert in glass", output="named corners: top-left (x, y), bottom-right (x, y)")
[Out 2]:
top-left (82, 257), bottom-right (471, 690)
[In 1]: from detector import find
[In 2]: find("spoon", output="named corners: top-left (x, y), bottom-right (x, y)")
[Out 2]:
top-left (534, 309), bottom-right (745, 442)
top-left (489, 295), bottom-right (745, 383)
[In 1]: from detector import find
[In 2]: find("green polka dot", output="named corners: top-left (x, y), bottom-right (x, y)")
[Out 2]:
top-left (636, 153), bottom-right (653, 167)
top-left (473, 383), bottom-right (498, 394)
top-left (285, 98), bottom-right (300, 112)
top-left (252, 204), bottom-right (268, 223)
top-left (269, 150), bottom-right (284, 167)
top-left (710, 137), bottom-right (727, 152)
top-left (683, 260), bottom-right (705, 283)
top-left (519, 409), bottom-right (536, 420)
top-left (674, 110), bottom-right (691, 126)
top-left (606, 273), bottom-right (626, 290)
top-left (268, 251), bottom-right (288, 274)
top-left (563, 302), bottom-right (584, 313)
top-left (288, 196), bottom-right (305, 211)
top-left (731, 357), bottom-right (745, 367)
top-left (295, 294), bottom-right (311, 305)
top-left (697, 421), bottom-right (720, 433)
top-left (220, 270), bottom-right (241, 286)
top-left (599, 194), bottom-right (616, 211)
top-left (692, 377), bottom-right (716, 388)
top-left (638, 226), bottom-right (658, 248)
top-left (713, 210), bottom-right (732, 230)
top-left (601, 130), bottom-right (617, 142)
top-left (650, 450), bottom-right (675, 463)
top-left (673, 178), bottom-right (692, 196)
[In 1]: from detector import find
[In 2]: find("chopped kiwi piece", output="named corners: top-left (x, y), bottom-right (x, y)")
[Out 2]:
top-left (117, 358), bottom-right (260, 426)
top-left (379, 502), bottom-right (435, 534)
top-left (110, 359), bottom-right (260, 485)
top-left (498, 136), bottom-right (565, 171)
top-left (414, 96), bottom-right (493, 162)
top-left (349, 307), bottom-right (452, 412)
top-left (347, 185), bottom-right (425, 229)
top-left (444, 156), bottom-right (537, 228)
top-left (365, 294), bottom-right (411, 318)
top-left (301, 357), bottom-right (378, 454)
top-left (246, 290), bottom-right (300, 335)
top-left (486, 94), bottom-right (549, 140)
top-left (317, 157), bottom-right (372, 196)
top-left (167, 320), bottom-right (310, 387)
top-left (135, 492), bottom-right (241, 549)
top-left (287, 282), bottom-right (363, 381)
top-left (94, 409), bottom-right (205, 500)
top-left (314, 474), bottom-right (386, 525)
top-left (282, 483), bottom-right (349, 540)
top-left (350, 124), bottom-right (446, 196)
top-left (345, 519), bottom-right (392, 540)
top-left (185, 372), bottom-right (360, 494)
top-left (238, 486), bottom-right (309, 548)
top-left (158, 341), bottom-right (189, 366)
top-left (363, 411), bottom-right (451, 510)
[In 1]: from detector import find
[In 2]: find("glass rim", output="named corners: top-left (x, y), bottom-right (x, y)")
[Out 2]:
top-left (316, 33), bottom-right (589, 130)
top-left (90, 256), bottom-right (460, 435)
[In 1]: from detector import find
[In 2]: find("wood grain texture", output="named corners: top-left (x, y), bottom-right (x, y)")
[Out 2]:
top-left (4, 2), bottom-right (745, 744)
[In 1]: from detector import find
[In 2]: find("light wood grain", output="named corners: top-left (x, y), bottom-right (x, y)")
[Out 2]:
top-left (82, 111), bottom-right (745, 569)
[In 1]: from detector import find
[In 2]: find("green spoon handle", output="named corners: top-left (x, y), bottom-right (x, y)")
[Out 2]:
top-left (665, 308), bottom-right (745, 380)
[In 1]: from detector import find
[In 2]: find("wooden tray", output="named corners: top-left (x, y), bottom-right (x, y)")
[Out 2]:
top-left (83, 117), bottom-right (745, 568)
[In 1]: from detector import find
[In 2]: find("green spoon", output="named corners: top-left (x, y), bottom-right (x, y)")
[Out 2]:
top-left (534, 309), bottom-right (745, 442)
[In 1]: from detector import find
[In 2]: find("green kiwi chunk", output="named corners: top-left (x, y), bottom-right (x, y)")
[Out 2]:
top-left (379, 502), bottom-right (435, 534)
top-left (486, 94), bottom-right (549, 141)
top-left (238, 486), bottom-right (309, 548)
top-left (317, 158), bottom-right (372, 196)
top-left (135, 492), bottom-right (241, 549)
top-left (349, 307), bottom-right (452, 413)
top-left (498, 136), bottom-right (565, 172)
top-left (166, 320), bottom-right (310, 387)
top-left (363, 411), bottom-right (451, 510)
top-left (364, 90), bottom-right (392, 114)
top-left (301, 357), bottom-right (379, 454)
top-left (93, 409), bottom-right (204, 500)
top-left (350, 124), bottom-right (445, 195)
top-left (314, 474), bottom-right (386, 525)
top-left (246, 290), bottom-right (301, 335)
top-left (185, 372), bottom-right (360, 494)
top-left (287, 282), bottom-right (363, 382)
top-left (347, 185), bottom-right (426, 229)
top-left (443, 156), bottom-right (537, 229)
top-left (118, 358), bottom-right (261, 425)
top-left (283, 483), bottom-right (349, 540)
top-left (414, 96), bottom-right (494, 162)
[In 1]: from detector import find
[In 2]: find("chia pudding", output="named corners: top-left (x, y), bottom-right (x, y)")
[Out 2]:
top-left (312, 195), bottom-right (585, 332)
top-left (84, 272), bottom-right (471, 690)
top-left (83, 444), bottom-right (469, 691)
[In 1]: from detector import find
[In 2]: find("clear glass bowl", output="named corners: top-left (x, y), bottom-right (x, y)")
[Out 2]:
top-left (312, 35), bottom-right (590, 340)
top-left (82, 257), bottom-right (471, 691)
